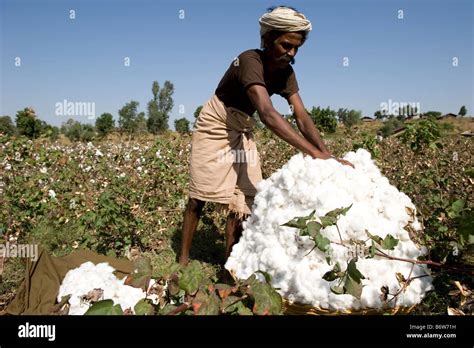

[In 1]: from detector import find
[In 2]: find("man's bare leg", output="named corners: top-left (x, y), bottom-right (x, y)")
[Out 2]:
top-left (225, 212), bottom-right (243, 261)
top-left (179, 198), bottom-right (205, 266)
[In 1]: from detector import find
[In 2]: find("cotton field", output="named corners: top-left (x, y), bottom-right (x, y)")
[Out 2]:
top-left (1, 125), bottom-right (472, 315)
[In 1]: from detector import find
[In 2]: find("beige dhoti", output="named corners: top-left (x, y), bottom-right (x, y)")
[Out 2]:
top-left (188, 94), bottom-right (262, 218)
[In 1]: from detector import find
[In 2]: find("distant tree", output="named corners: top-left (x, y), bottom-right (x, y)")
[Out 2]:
top-left (459, 105), bottom-right (467, 117)
top-left (119, 101), bottom-right (141, 134)
top-left (309, 106), bottom-right (337, 133)
top-left (135, 112), bottom-right (147, 134)
top-left (192, 105), bottom-right (203, 128)
top-left (152, 81), bottom-right (159, 100)
top-left (81, 124), bottom-right (95, 141)
top-left (15, 107), bottom-right (42, 139)
top-left (147, 80), bottom-right (174, 133)
top-left (0, 116), bottom-right (16, 136)
top-left (95, 113), bottom-right (115, 137)
top-left (175, 118), bottom-right (190, 134)
top-left (337, 108), bottom-right (348, 123)
top-left (194, 106), bottom-right (203, 119)
top-left (374, 110), bottom-right (384, 120)
top-left (39, 121), bottom-right (59, 141)
top-left (338, 108), bottom-right (361, 129)
top-left (61, 118), bottom-right (83, 142)
top-left (147, 81), bottom-right (161, 134)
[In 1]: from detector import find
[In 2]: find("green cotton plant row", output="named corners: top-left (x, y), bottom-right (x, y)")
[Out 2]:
top-left (400, 118), bottom-right (441, 152)
top-left (78, 259), bottom-right (283, 316)
top-left (0, 134), bottom-right (191, 257)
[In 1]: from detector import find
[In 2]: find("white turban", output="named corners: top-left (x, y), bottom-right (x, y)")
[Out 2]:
top-left (259, 7), bottom-right (312, 48)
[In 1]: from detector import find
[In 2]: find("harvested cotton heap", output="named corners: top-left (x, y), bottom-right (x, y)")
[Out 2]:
top-left (225, 149), bottom-right (434, 311)
top-left (58, 261), bottom-right (158, 315)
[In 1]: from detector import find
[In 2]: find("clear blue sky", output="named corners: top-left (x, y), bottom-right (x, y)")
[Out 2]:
top-left (1, 0), bottom-right (473, 128)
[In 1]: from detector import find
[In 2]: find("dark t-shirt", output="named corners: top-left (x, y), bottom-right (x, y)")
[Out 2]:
top-left (215, 49), bottom-right (299, 117)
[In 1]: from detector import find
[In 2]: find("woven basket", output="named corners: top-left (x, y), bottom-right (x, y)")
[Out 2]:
top-left (282, 299), bottom-right (415, 315)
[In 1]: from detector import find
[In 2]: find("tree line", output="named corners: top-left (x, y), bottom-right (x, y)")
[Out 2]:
top-left (0, 81), bottom-right (192, 142)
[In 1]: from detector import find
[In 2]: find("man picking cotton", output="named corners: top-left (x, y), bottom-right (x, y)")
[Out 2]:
top-left (179, 6), bottom-right (353, 266)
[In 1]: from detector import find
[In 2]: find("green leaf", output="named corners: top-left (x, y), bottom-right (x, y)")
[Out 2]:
top-left (330, 285), bottom-right (345, 295)
top-left (306, 221), bottom-right (322, 238)
top-left (237, 306), bottom-right (253, 316)
top-left (346, 259), bottom-right (365, 283)
top-left (366, 230), bottom-right (383, 244)
top-left (159, 304), bottom-right (178, 315)
top-left (84, 300), bottom-right (123, 315)
top-left (242, 274), bottom-right (258, 288)
top-left (381, 234), bottom-right (399, 250)
top-left (192, 289), bottom-right (220, 315)
top-left (134, 299), bottom-right (154, 315)
top-left (451, 199), bottom-right (466, 215)
top-left (221, 295), bottom-right (244, 314)
top-left (368, 241), bottom-right (376, 258)
top-left (299, 226), bottom-right (309, 236)
top-left (322, 270), bottom-right (339, 282)
top-left (322, 264), bottom-right (343, 282)
top-left (256, 270), bottom-right (273, 284)
top-left (124, 257), bottom-right (152, 291)
top-left (215, 283), bottom-right (235, 299)
top-left (282, 216), bottom-right (308, 229)
top-left (314, 233), bottom-right (331, 252)
top-left (344, 276), bottom-right (363, 300)
top-left (167, 273), bottom-right (181, 296)
top-left (325, 204), bottom-right (353, 218)
top-left (320, 215), bottom-right (337, 227)
top-left (457, 210), bottom-right (474, 246)
top-left (248, 282), bottom-right (282, 315)
top-left (179, 261), bottom-right (206, 294)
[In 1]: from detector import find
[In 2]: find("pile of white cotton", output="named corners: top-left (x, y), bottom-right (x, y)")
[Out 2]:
top-left (58, 262), bottom-right (158, 315)
top-left (225, 149), bottom-right (434, 311)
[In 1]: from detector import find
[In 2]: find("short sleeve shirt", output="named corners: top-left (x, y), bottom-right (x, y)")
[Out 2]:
top-left (215, 49), bottom-right (299, 117)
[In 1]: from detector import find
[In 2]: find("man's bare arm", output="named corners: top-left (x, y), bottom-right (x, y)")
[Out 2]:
top-left (246, 84), bottom-right (330, 160)
top-left (288, 92), bottom-right (354, 168)
top-left (287, 92), bottom-right (330, 154)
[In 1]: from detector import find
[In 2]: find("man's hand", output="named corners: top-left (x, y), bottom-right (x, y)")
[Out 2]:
top-left (335, 158), bottom-right (355, 168)
top-left (323, 152), bottom-right (355, 168)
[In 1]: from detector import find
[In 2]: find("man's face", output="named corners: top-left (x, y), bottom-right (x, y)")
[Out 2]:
top-left (266, 32), bottom-right (304, 68)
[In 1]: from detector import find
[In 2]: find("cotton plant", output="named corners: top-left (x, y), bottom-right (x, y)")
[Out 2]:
top-left (225, 149), bottom-right (434, 311)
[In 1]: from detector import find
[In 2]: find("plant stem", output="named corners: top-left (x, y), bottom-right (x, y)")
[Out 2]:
top-left (374, 248), bottom-right (472, 274)
top-left (335, 223), bottom-right (343, 244)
